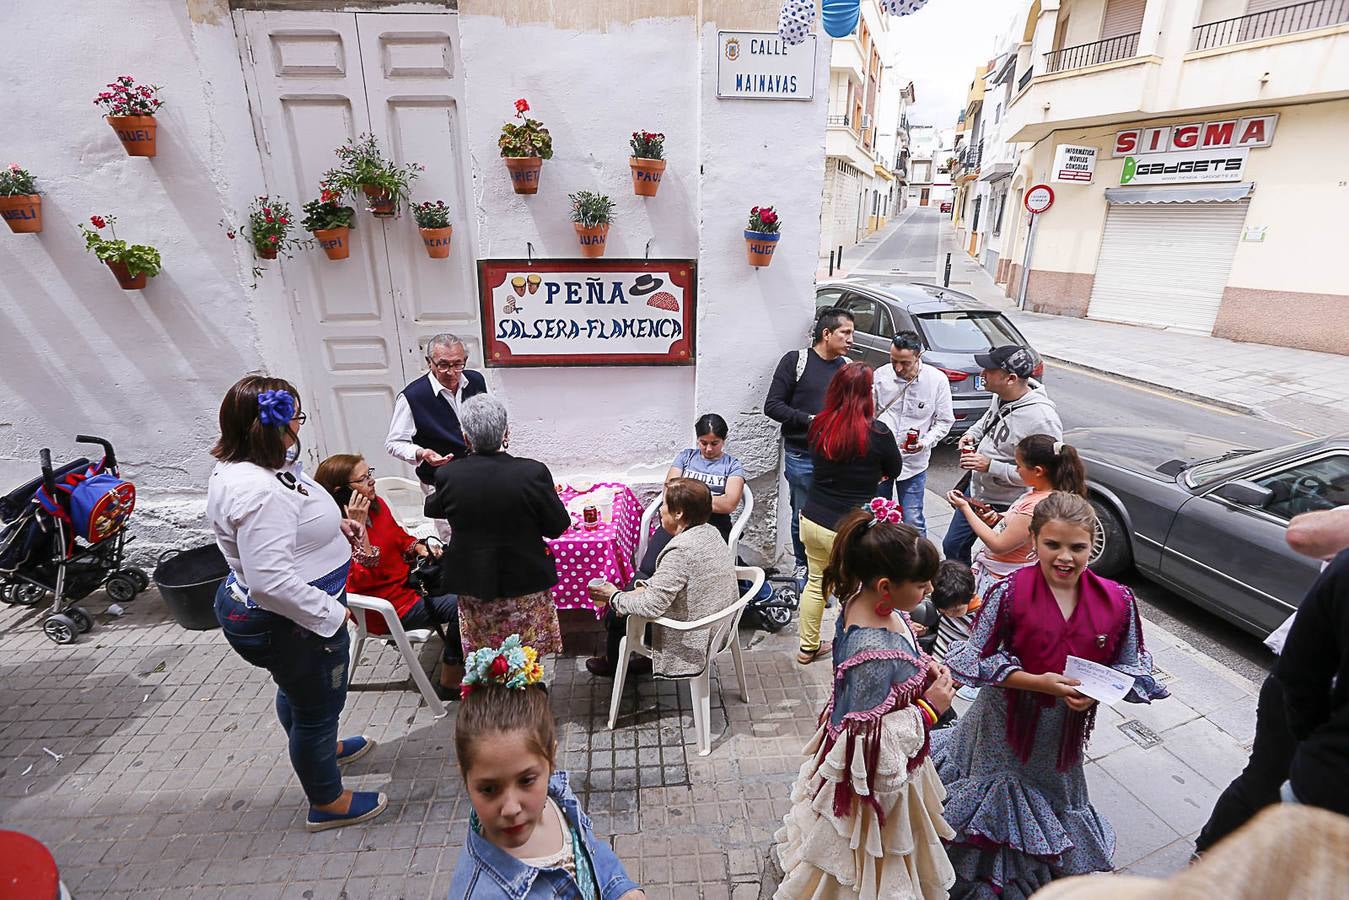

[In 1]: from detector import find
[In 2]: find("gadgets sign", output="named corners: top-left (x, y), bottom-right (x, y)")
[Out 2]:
top-left (1119, 148), bottom-right (1248, 186)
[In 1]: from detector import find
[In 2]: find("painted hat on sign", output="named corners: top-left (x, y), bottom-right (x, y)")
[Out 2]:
top-left (629, 274), bottom-right (665, 296)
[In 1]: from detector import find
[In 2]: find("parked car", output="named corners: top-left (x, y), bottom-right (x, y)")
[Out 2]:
top-left (1072, 427), bottom-right (1349, 638)
top-left (940, 201), bottom-right (953, 213)
top-left (815, 277), bottom-right (1043, 436)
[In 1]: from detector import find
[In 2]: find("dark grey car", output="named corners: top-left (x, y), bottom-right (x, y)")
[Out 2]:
top-left (1074, 427), bottom-right (1349, 638)
top-left (815, 277), bottom-right (1043, 436)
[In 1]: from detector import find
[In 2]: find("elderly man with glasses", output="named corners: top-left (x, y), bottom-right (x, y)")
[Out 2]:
top-left (385, 333), bottom-right (488, 540)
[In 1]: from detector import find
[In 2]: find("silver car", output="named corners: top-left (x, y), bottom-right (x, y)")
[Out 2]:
top-left (815, 277), bottom-right (1043, 436)
top-left (1073, 427), bottom-right (1349, 637)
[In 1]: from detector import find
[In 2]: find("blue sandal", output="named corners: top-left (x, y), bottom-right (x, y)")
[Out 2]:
top-left (336, 736), bottom-right (375, 766)
top-left (306, 790), bottom-right (388, 832)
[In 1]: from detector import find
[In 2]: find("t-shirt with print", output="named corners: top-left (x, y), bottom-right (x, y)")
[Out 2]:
top-left (673, 448), bottom-right (747, 540)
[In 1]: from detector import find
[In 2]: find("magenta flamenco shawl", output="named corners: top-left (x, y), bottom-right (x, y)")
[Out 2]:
top-left (983, 564), bottom-right (1139, 771)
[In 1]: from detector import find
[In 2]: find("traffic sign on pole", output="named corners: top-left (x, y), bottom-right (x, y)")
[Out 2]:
top-left (1024, 183), bottom-right (1055, 214)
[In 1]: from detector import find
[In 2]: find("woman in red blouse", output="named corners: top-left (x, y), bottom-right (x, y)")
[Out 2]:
top-left (315, 454), bottom-right (463, 693)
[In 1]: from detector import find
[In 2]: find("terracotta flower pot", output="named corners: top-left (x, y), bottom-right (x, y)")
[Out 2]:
top-left (573, 223), bottom-right (610, 258)
top-left (313, 227), bottom-right (351, 260)
top-left (361, 185), bottom-right (397, 218)
top-left (106, 115), bottom-right (157, 157)
top-left (629, 158), bottom-right (667, 197)
top-left (257, 244), bottom-right (278, 260)
top-left (0, 194), bottom-right (42, 234)
top-left (503, 157), bottom-right (543, 195)
top-left (105, 260), bottom-right (147, 290)
top-left (744, 230), bottom-right (780, 268)
top-left (419, 226), bottom-right (453, 259)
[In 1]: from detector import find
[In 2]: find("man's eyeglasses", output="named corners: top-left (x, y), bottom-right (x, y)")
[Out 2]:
top-left (349, 468), bottom-right (375, 486)
top-left (428, 358), bottom-right (467, 373)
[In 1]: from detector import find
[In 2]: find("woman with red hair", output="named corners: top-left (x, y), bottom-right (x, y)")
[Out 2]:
top-left (796, 364), bottom-right (903, 665)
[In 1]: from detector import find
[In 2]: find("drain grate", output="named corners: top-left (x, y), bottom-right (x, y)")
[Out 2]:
top-left (1119, 720), bottom-right (1163, 749)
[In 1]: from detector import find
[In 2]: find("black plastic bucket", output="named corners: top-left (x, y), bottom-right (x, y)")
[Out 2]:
top-left (153, 544), bottom-right (228, 630)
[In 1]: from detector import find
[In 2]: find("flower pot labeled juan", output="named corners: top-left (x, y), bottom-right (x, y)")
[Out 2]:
top-left (0, 195), bottom-right (42, 234)
top-left (573, 223), bottom-right (609, 258)
top-left (504, 157), bottom-right (543, 195)
top-left (361, 185), bottom-right (397, 218)
top-left (744, 230), bottom-right (779, 268)
top-left (419, 226), bottom-right (453, 259)
top-left (105, 260), bottom-right (147, 290)
top-left (629, 158), bottom-right (666, 197)
top-left (256, 245), bottom-right (278, 260)
top-left (313, 227), bottom-right (351, 260)
top-left (106, 115), bottom-right (157, 157)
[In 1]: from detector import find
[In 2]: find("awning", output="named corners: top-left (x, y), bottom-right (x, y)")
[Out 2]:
top-left (1104, 183), bottom-right (1254, 205)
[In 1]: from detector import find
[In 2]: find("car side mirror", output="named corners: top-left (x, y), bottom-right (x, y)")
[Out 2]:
top-left (1213, 479), bottom-right (1274, 508)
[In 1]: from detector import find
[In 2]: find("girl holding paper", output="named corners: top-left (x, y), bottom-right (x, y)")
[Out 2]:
top-left (931, 492), bottom-right (1168, 899)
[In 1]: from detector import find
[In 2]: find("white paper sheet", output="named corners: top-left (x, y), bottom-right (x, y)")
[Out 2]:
top-left (1063, 656), bottom-right (1132, 707)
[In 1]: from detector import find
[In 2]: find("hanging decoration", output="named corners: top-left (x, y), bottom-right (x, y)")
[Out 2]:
top-left (779, 0), bottom-right (931, 44)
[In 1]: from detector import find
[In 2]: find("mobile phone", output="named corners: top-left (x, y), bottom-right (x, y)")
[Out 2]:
top-left (332, 485), bottom-right (353, 509)
top-left (968, 498), bottom-right (994, 515)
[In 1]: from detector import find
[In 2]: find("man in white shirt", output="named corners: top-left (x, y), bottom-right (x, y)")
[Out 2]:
top-left (385, 333), bottom-right (488, 540)
top-left (872, 331), bottom-right (954, 536)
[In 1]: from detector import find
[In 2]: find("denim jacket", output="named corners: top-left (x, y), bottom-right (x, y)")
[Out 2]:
top-left (448, 771), bottom-right (640, 899)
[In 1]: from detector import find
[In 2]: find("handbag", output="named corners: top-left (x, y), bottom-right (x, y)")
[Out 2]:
top-left (403, 537), bottom-right (445, 597)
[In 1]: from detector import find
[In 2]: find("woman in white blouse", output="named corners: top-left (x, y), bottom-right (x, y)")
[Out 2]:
top-left (206, 375), bottom-right (386, 832)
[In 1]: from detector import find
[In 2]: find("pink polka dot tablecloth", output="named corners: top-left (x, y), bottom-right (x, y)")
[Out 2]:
top-left (548, 483), bottom-right (642, 615)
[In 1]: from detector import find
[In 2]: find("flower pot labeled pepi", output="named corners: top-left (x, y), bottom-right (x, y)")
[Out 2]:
top-left (0, 195), bottom-right (42, 234)
top-left (504, 157), bottom-right (543, 195)
top-left (419, 226), bottom-right (453, 259)
top-left (105, 260), bottom-right (148, 290)
top-left (313, 227), bottom-right (351, 260)
top-left (361, 185), bottom-right (397, 218)
top-left (573, 223), bottom-right (610, 258)
top-left (744, 230), bottom-right (779, 268)
top-left (629, 158), bottom-right (667, 197)
top-left (106, 115), bottom-right (158, 157)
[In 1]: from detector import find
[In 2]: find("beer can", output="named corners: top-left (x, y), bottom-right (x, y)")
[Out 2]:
top-left (583, 504), bottom-right (600, 529)
top-left (905, 428), bottom-right (920, 451)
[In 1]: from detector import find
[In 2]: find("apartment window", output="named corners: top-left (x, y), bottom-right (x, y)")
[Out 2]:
top-left (994, 192), bottom-right (1008, 234)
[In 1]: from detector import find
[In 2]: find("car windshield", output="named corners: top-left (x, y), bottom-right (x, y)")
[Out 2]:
top-left (1183, 437), bottom-right (1329, 487)
top-left (915, 311), bottom-right (1022, 353)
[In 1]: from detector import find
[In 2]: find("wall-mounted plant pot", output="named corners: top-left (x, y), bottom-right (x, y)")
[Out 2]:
top-left (313, 227), bottom-right (351, 260)
top-left (420, 226), bottom-right (453, 259)
top-left (574, 223), bottom-right (610, 258)
top-left (744, 230), bottom-right (779, 268)
top-left (503, 156), bottom-right (543, 195)
top-left (256, 245), bottom-right (278, 260)
top-left (0, 194), bottom-right (42, 233)
top-left (106, 115), bottom-right (157, 157)
top-left (629, 158), bottom-right (666, 197)
top-left (106, 260), bottom-right (148, 290)
top-left (361, 185), bottom-right (397, 218)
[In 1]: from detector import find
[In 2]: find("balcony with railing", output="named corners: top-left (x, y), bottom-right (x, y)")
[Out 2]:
top-left (1044, 32), bottom-right (1140, 74)
top-left (1193, 0), bottom-right (1349, 50)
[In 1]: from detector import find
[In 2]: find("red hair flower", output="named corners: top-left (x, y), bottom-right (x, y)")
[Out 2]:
top-left (489, 655), bottom-right (510, 678)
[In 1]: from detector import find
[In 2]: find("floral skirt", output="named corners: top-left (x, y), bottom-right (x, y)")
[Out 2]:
top-left (457, 590), bottom-right (562, 657)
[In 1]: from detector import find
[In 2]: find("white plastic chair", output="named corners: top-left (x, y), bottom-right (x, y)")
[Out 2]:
top-left (374, 475), bottom-right (436, 538)
top-left (605, 565), bottom-right (764, 756)
top-left (347, 592), bottom-right (448, 718)
top-left (635, 484), bottom-right (755, 567)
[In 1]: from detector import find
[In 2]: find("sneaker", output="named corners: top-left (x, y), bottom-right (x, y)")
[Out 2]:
top-left (306, 791), bottom-right (388, 832)
top-left (336, 736), bottom-right (375, 766)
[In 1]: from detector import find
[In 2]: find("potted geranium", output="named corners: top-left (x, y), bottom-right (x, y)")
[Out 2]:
top-left (78, 214), bottom-right (162, 289)
top-left (744, 205), bottom-right (781, 268)
top-left (499, 98), bottom-right (553, 195)
top-left (412, 200), bottom-right (453, 259)
top-left (569, 191), bottom-right (614, 258)
top-left (225, 195), bottom-right (304, 261)
top-left (629, 131), bottom-right (667, 197)
top-left (330, 134), bottom-right (422, 218)
top-left (301, 183), bottom-right (357, 261)
top-left (0, 163), bottom-right (42, 234)
top-left (94, 75), bottom-right (163, 157)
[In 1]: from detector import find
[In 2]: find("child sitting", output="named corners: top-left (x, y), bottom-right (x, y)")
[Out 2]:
top-left (449, 636), bottom-right (646, 900)
top-left (930, 559), bottom-right (981, 662)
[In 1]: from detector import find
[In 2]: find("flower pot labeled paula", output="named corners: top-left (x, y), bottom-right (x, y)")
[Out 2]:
top-left (0, 164), bottom-right (42, 234)
top-left (499, 98), bottom-right (553, 195)
top-left (413, 200), bottom-right (453, 259)
top-left (79, 214), bottom-right (162, 290)
top-left (744, 205), bottom-right (781, 268)
top-left (569, 191), bottom-right (615, 259)
top-left (302, 187), bottom-right (356, 262)
top-left (629, 130), bottom-right (667, 197)
top-left (94, 76), bottom-right (163, 158)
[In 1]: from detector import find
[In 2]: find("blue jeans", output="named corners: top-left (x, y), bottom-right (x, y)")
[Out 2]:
top-left (784, 448), bottom-right (814, 569)
top-left (942, 499), bottom-right (1010, 563)
top-left (399, 592), bottom-right (463, 663)
top-left (876, 470), bottom-right (928, 536)
top-left (215, 582), bottom-right (348, 806)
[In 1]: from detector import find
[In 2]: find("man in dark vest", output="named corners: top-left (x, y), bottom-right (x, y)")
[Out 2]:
top-left (385, 333), bottom-right (488, 540)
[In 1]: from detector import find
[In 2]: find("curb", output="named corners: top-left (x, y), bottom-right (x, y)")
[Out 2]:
top-left (1042, 354), bottom-right (1260, 418)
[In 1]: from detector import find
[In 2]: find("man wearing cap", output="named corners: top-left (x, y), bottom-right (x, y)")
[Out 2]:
top-left (944, 344), bottom-right (1062, 564)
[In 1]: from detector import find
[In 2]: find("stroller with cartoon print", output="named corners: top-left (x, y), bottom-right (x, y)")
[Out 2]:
top-left (0, 436), bottom-right (148, 643)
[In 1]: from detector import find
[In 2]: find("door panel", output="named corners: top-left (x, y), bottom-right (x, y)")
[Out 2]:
top-left (839, 293), bottom-right (888, 367)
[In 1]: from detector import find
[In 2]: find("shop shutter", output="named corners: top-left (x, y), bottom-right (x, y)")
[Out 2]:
top-left (1086, 201), bottom-right (1249, 334)
top-left (1101, 0), bottom-right (1147, 38)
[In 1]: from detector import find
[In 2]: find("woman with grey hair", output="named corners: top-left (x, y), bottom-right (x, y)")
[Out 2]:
top-left (424, 395), bottom-right (572, 660)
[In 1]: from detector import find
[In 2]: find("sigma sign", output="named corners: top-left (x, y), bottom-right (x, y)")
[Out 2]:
top-left (1112, 114), bottom-right (1276, 158)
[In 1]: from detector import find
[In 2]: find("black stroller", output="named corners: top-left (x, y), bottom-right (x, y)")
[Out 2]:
top-left (0, 436), bottom-right (149, 643)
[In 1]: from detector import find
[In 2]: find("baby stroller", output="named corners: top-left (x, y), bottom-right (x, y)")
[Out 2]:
top-left (0, 435), bottom-right (148, 644)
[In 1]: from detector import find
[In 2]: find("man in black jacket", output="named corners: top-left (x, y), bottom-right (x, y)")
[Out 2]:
top-left (763, 308), bottom-right (854, 586)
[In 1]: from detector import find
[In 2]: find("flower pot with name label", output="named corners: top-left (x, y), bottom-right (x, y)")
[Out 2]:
top-left (313, 227), bottom-right (351, 260)
top-left (106, 115), bottom-right (157, 157)
top-left (256, 245), bottom-right (278, 260)
top-left (503, 157), bottom-right (543, 195)
top-left (0, 195), bottom-right (42, 234)
top-left (744, 230), bottom-right (779, 268)
top-left (361, 185), bottom-right (397, 218)
top-left (573, 223), bottom-right (609, 258)
top-left (419, 226), bottom-right (453, 259)
top-left (106, 260), bottom-right (148, 290)
top-left (629, 158), bottom-right (666, 197)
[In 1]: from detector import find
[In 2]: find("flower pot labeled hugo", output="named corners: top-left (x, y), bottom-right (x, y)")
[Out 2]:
top-left (412, 200), bottom-right (453, 259)
top-left (499, 99), bottom-right (553, 195)
top-left (0, 164), bottom-right (42, 234)
top-left (569, 191), bottom-right (614, 259)
top-left (79, 214), bottom-right (162, 290)
top-left (302, 189), bottom-right (357, 262)
top-left (744, 205), bottom-right (781, 268)
top-left (94, 76), bottom-right (163, 158)
top-left (629, 130), bottom-right (667, 197)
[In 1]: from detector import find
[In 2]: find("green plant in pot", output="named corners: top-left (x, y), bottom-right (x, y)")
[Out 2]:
top-left (412, 200), bottom-right (454, 259)
top-left (499, 98), bottom-right (553, 195)
top-left (0, 163), bottom-right (42, 234)
top-left (78, 214), bottom-right (162, 289)
top-left (301, 182), bottom-right (357, 261)
top-left (331, 133), bottom-right (423, 218)
top-left (569, 191), bottom-right (615, 258)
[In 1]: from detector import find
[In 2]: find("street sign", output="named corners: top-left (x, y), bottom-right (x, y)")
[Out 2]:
top-left (716, 31), bottom-right (817, 100)
top-left (1051, 145), bottom-right (1097, 183)
top-left (1024, 184), bottom-right (1054, 214)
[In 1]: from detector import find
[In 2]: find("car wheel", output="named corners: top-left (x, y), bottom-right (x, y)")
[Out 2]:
top-left (1089, 497), bottom-right (1132, 577)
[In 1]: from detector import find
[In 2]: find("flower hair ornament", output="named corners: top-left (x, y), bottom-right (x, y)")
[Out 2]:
top-left (257, 389), bottom-right (297, 427)
top-left (866, 497), bottom-right (904, 527)
top-left (460, 634), bottom-right (544, 699)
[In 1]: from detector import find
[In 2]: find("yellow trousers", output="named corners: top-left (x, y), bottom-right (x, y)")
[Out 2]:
top-left (798, 514), bottom-right (838, 653)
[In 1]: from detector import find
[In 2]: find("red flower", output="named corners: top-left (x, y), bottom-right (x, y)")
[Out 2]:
top-left (514, 98), bottom-right (530, 114)
top-left (226, 230), bottom-right (236, 240)
top-left (264, 213), bottom-right (274, 223)
top-left (460, 683), bottom-right (474, 699)
top-left (268, 234), bottom-right (278, 243)
top-left (489, 655), bottom-right (510, 678)
top-left (278, 216), bottom-right (288, 225)
top-left (751, 207), bottom-right (759, 215)
top-left (90, 215), bottom-right (106, 229)
top-left (321, 189), bottom-right (339, 204)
